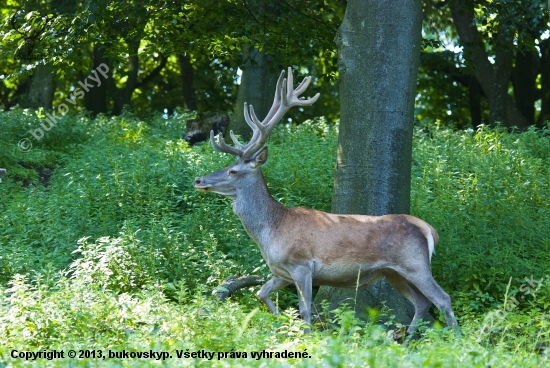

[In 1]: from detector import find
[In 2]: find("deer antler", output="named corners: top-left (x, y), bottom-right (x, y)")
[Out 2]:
top-left (211, 67), bottom-right (320, 159)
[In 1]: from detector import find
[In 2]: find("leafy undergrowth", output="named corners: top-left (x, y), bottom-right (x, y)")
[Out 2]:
top-left (1, 108), bottom-right (549, 366)
top-left (0, 273), bottom-right (548, 367)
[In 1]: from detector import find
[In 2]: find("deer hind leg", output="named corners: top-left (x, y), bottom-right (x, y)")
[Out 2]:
top-left (385, 271), bottom-right (433, 334)
top-left (401, 270), bottom-right (459, 330)
top-left (258, 277), bottom-right (290, 315)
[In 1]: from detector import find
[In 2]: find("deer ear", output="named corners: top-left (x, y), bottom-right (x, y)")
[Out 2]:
top-left (250, 147), bottom-right (268, 168)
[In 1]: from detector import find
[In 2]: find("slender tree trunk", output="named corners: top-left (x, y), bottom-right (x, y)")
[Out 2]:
top-left (538, 39), bottom-right (550, 127)
top-left (104, 38), bottom-right (140, 115)
top-left (490, 30), bottom-right (513, 126)
top-left (105, 37), bottom-right (166, 115)
top-left (84, 44), bottom-right (108, 115)
top-left (468, 76), bottom-right (482, 128)
top-left (314, 0), bottom-right (428, 327)
top-left (178, 53), bottom-right (197, 111)
top-left (20, 0), bottom-right (67, 111)
top-left (511, 49), bottom-right (538, 126)
top-left (226, 47), bottom-right (278, 140)
top-left (120, 39), bottom-right (140, 114)
top-left (25, 63), bottom-right (55, 110)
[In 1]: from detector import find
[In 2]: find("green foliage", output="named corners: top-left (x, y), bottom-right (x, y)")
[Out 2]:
top-left (473, 0), bottom-right (547, 47)
top-left (411, 124), bottom-right (550, 310)
top-left (1, 111), bottom-right (550, 365)
top-left (0, 0), bottom-right (343, 119)
top-left (420, 0), bottom-right (550, 129)
top-left (416, 50), bottom-right (488, 129)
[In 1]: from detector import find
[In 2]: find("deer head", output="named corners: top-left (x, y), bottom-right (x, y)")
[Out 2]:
top-left (194, 67), bottom-right (319, 198)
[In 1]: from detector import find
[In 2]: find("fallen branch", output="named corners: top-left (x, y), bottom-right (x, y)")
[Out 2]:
top-left (214, 275), bottom-right (267, 302)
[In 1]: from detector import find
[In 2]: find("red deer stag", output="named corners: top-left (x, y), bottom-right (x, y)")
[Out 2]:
top-left (194, 68), bottom-right (458, 333)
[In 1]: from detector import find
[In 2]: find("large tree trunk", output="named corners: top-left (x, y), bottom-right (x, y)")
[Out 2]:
top-left (226, 47), bottom-right (278, 141)
top-left (24, 63), bottom-right (56, 110)
top-left (314, 0), bottom-right (427, 327)
top-left (490, 28), bottom-right (514, 126)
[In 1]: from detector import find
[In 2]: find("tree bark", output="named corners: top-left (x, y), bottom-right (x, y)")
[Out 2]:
top-left (511, 49), bottom-right (538, 126)
top-left (490, 27), bottom-right (514, 126)
top-left (226, 47), bottom-right (279, 141)
top-left (538, 39), bottom-right (550, 127)
top-left (84, 44), bottom-right (108, 115)
top-left (449, 0), bottom-right (529, 129)
top-left (315, 0), bottom-right (426, 327)
top-left (25, 63), bottom-right (55, 110)
top-left (178, 53), bottom-right (197, 111)
top-left (468, 76), bottom-right (483, 128)
top-left (332, 0), bottom-right (420, 216)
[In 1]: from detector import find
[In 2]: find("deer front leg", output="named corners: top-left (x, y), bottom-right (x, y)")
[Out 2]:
top-left (258, 277), bottom-right (290, 315)
top-left (289, 266), bottom-right (313, 333)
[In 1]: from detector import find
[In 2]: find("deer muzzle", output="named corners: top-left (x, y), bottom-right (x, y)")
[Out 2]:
top-left (193, 177), bottom-right (211, 192)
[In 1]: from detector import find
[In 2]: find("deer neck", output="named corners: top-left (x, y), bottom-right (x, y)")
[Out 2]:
top-left (232, 170), bottom-right (285, 250)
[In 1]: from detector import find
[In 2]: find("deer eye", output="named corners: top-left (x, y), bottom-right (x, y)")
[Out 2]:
top-left (229, 170), bottom-right (238, 175)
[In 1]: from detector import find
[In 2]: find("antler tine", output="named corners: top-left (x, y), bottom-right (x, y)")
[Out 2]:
top-left (243, 102), bottom-right (263, 150)
top-left (229, 130), bottom-right (246, 150)
top-left (243, 102), bottom-right (261, 133)
top-left (294, 91), bottom-right (321, 106)
top-left (258, 70), bottom-right (286, 127)
top-left (247, 104), bottom-right (268, 134)
top-left (291, 75), bottom-right (321, 106)
top-left (286, 73), bottom-right (320, 106)
top-left (286, 66), bottom-right (293, 100)
top-left (210, 131), bottom-right (243, 156)
top-left (293, 76), bottom-right (312, 96)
